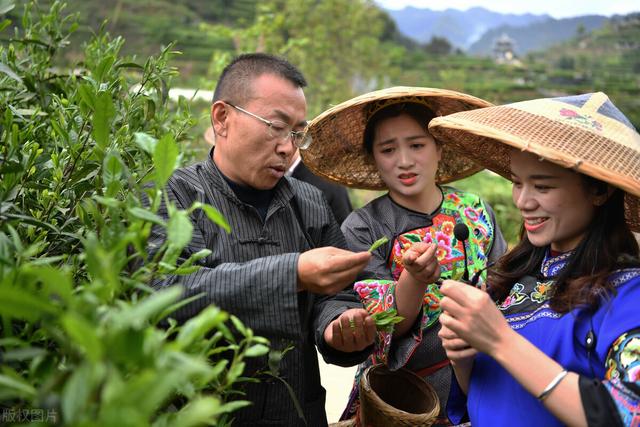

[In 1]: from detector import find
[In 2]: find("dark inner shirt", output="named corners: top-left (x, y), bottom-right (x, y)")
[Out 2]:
top-left (221, 173), bottom-right (274, 221)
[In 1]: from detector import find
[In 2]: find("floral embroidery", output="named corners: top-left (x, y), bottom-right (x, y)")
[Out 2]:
top-left (559, 108), bottom-right (603, 131)
top-left (531, 281), bottom-right (554, 303)
top-left (602, 379), bottom-right (640, 426)
top-left (499, 283), bottom-right (528, 310)
top-left (343, 187), bottom-right (496, 421)
top-left (605, 328), bottom-right (640, 382)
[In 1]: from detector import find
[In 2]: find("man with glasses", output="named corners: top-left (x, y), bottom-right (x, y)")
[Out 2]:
top-left (148, 53), bottom-right (376, 426)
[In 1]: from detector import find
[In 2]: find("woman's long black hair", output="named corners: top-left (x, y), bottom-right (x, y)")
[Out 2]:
top-left (489, 177), bottom-right (640, 313)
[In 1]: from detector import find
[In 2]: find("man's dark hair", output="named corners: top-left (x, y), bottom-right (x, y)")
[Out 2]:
top-left (363, 102), bottom-right (436, 154)
top-left (212, 53), bottom-right (307, 105)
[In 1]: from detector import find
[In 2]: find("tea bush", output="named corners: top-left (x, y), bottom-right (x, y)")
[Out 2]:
top-left (0, 2), bottom-right (267, 425)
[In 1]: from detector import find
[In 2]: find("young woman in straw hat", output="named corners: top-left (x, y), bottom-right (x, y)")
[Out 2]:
top-left (429, 92), bottom-right (640, 426)
top-left (302, 87), bottom-right (507, 424)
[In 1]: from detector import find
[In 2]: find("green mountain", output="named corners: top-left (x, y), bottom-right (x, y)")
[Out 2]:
top-left (468, 15), bottom-right (608, 56)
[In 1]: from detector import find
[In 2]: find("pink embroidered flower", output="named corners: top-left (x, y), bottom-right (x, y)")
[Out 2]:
top-left (446, 192), bottom-right (461, 203)
top-left (385, 293), bottom-right (394, 307)
top-left (502, 295), bottom-right (516, 308)
top-left (436, 231), bottom-right (451, 247)
top-left (560, 108), bottom-right (578, 118)
top-left (464, 207), bottom-right (479, 221)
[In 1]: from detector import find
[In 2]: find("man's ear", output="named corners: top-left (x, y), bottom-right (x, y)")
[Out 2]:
top-left (211, 101), bottom-right (228, 137)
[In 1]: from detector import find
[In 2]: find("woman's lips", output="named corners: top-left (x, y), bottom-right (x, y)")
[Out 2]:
top-left (523, 217), bottom-right (549, 232)
top-left (398, 173), bottom-right (417, 186)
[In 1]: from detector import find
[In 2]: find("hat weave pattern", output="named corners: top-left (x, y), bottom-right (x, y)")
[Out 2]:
top-left (428, 92), bottom-right (640, 231)
top-left (301, 87), bottom-right (493, 190)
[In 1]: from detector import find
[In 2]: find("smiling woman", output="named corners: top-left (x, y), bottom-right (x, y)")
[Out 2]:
top-left (429, 92), bottom-right (640, 427)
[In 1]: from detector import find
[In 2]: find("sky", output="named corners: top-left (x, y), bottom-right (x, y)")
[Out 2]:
top-left (374, 0), bottom-right (640, 19)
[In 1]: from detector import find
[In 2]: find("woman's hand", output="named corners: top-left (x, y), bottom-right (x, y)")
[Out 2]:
top-left (438, 321), bottom-right (477, 365)
top-left (439, 280), bottom-right (512, 357)
top-left (402, 242), bottom-right (440, 287)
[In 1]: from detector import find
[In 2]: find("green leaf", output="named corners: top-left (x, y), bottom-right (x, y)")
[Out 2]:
top-left (103, 150), bottom-right (123, 182)
top-left (20, 265), bottom-right (73, 304)
top-left (214, 400), bottom-right (252, 416)
top-left (128, 207), bottom-right (164, 225)
top-left (165, 396), bottom-right (222, 427)
top-left (116, 62), bottom-right (144, 70)
top-left (0, 62), bottom-right (22, 84)
top-left (166, 210), bottom-right (193, 251)
top-left (244, 344), bottom-right (269, 357)
top-left (134, 132), bottom-right (157, 154)
top-left (368, 236), bottom-right (389, 252)
top-left (0, 285), bottom-right (59, 320)
top-left (77, 83), bottom-right (95, 112)
top-left (175, 306), bottom-right (228, 350)
top-left (116, 286), bottom-right (183, 329)
top-left (226, 361), bottom-right (245, 385)
top-left (153, 133), bottom-right (178, 188)
top-left (0, 373), bottom-right (36, 399)
top-left (370, 309), bottom-right (404, 331)
top-left (0, 0), bottom-right (15, 15)
top-left (61, 313), bottom-right (103, 362)
top-left (192, 202), bottom-right (231, 234)
top-left (92, 91), bottom-right (116, 150)
top-left (95, 55), bottom-right (115, 82)
top-left (230, 314), bottom-right (248, 336)
top-left (62, 362), bottom-right (105, 424)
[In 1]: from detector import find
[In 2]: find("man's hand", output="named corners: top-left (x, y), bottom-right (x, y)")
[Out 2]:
top-left (323, 308), bottom-right (376, 353)
top-left (297, 247), bottom-right (371, 294)
top-left (402, 242), bottom-right (440, 287)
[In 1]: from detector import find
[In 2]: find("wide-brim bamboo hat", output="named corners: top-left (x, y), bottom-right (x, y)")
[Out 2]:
top-left (301, 87), bottom-right (493, 190)
top-left (428, 92), bottom-right (640, 232)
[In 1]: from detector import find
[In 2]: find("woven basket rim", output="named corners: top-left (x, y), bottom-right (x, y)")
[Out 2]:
top-left (359, 365), bottom-right (440, 425)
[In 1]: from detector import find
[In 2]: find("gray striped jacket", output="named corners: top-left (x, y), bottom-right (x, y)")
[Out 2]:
top-left (148, 155), bottom-right (369, 426)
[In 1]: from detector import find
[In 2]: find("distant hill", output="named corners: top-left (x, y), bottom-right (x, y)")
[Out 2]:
top-left (385, 6), bottom-right (549, 49)
top-left (468, 15), bottom-right (608, 56)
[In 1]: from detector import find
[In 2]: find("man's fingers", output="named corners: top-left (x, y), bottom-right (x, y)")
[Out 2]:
top-left (327, 250), bottom-right (371, 273)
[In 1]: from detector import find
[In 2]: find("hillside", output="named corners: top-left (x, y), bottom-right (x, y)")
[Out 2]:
top-left (386, 6), bottom-right (547, 49)
top-left (468, 15), bottom-right (608, 56)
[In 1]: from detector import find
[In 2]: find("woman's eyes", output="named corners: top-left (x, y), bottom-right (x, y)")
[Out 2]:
top-left (512, 181), bottom-right (553, 191)
top-left (534, 185), bottom-right (553, 191)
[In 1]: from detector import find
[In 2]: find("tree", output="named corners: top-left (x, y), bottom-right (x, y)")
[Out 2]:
top-left (423, 36), bottom-right (452, 56)
top-left (202, 0), bottom-right (400, 117)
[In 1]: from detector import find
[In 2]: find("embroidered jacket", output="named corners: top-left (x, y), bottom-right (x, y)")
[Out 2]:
top-left (340, 187), bottom-right (507, 420)
top-left (450, 250), bottom-right (640, 426)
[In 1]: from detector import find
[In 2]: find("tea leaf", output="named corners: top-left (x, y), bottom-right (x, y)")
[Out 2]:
top-left (368, 236), bottom-right (389, 252)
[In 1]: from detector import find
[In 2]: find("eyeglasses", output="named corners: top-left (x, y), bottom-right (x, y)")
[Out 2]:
top-left (226, 102), bottom-right (312, 149)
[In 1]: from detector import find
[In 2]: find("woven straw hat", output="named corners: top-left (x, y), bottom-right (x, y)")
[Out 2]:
top-left (359, 365), bottom-right (439, 427)
top-left (301, 87), bottom-right (493, 190)
top-left (428, 92), bottom-right (640, 232)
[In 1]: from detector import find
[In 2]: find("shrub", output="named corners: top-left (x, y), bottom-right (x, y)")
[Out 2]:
top-left (0, 2), bottom-right (267, 426)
